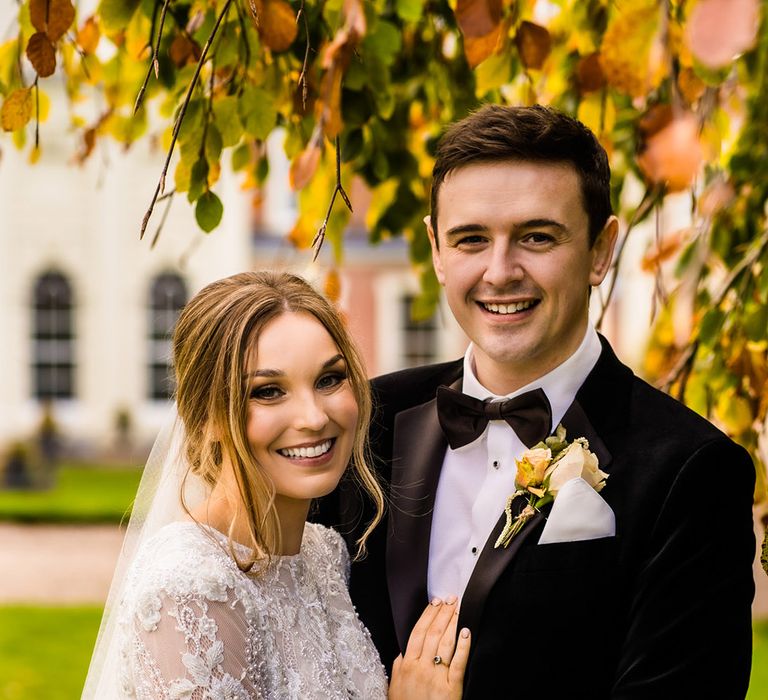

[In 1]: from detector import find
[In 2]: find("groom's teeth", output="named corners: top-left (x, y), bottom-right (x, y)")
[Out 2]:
top-left (483, 300), bottom-right (535, 314)
top-left (279, 440), bottom-right (332, 459)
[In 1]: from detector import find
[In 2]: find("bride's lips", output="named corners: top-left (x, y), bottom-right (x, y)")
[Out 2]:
top-left (276, 438), bottom-right (337, 466)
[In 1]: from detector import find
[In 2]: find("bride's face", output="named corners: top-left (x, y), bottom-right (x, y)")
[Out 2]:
top-left (244, 311), bottom-right (359, 507)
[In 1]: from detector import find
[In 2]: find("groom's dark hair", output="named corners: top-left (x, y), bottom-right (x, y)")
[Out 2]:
top-left (430, 104), bottom-right (612, 247)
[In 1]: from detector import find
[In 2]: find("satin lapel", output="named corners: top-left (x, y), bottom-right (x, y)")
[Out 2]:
top-left (386, 396), bottom-right (448, 651)
top-left (458, 397), bottom-right (613, 637)
top-left (458, 494), bottom-right (544, 636)
top-left (560, 398), bottom-right (613, 471)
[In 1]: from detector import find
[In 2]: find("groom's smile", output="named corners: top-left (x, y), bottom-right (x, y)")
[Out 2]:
top-left (427, 159), bottom-right (617, 395)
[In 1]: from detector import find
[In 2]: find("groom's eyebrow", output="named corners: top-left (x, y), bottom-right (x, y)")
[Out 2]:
top-left (245, 354), bottom-right (344, 379)
top-left (444, 219), bottom-right (568, 239)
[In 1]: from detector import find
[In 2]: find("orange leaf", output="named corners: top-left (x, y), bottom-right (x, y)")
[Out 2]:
top-left (576, 53), bottom-right (605, 93)
top-left (637, 113), bottom-right (703, 192)
top-left (289, 143), bottom-right (322, 191)
top-left (324, 269), bottom-right (342, 303)
top-left (316, 66), bottom-right (344, 138)
top-left (641, 228), bottom-right (691, 271)
top-left (515, 21), bottom-right (551, 70)
top-left (677, 66), bottom-right (706, 105)
top-left (288, 220), bottom-right (314, 249)
top-left (31, 0), bottom-right (75, 42)
top-left (455, 0), bottom-right (502, 39)
top-left (686, 0), bottom-right (758, 69)
top-left (464, 25), bottom-right (501, 69)
top-left (260, 0), bottom-right (298, 53)
top-left (169, 34), bottom-right (202, 67)
top-left (27, 32), bottom-right (57, 77)
top-left (29, 0), bottom-right (47, 33)
top-left (1, 88), bottom-right (34, 131)
top-left (76, 16), bottom-right (100, 54)
top-left (46, 0), bottom-right (75, 41)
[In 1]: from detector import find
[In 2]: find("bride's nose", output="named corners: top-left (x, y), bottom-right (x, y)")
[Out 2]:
top-left (292, 391), bottom-right (330, 432)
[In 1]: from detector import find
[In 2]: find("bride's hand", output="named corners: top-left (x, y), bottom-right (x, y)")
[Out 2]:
top-left (388, 597), bottom-right (471, 700)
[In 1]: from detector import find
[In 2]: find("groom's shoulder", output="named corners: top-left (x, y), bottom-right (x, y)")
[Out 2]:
top-left (371, 359), bottom-right (463, 411)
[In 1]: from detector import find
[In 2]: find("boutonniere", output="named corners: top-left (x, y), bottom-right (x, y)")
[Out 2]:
top-left (494, 425), bottom-right (609, 549)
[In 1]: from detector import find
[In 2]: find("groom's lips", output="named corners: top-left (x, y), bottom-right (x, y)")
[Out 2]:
top-left (476, 298), bottom-right (540, 320)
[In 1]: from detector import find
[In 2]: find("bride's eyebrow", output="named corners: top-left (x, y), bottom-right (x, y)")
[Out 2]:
top-left (245, 354), bottom-right (345, 379)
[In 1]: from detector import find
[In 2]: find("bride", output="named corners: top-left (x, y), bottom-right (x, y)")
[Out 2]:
top-left (82, 271), bottom-right (469, 699)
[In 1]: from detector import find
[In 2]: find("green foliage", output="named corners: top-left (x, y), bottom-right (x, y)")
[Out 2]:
top-left (1, 0), bottom-right (767, 485)
top-left (0, 463), bottom-right (142, 523)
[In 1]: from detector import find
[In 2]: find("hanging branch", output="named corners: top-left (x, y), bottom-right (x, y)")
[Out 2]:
top-left (140, 0), bottom-right (234, 240)
top-left (33, 76), bottom-right (39, 148)
top-left (66, 33), bottom-right (91, 80)
top-left (659, 227), bottom-right (768, 393)
top-left (234, 0), bottom-right (251, 85)
top-left (134, 0), bottom-right (172, 115)
top-left (311, 136), bottom-right (352, 261)
top-left (596, 185), bottom-right (663, 329)
top-left (297, 0), bottom-right (310, 110)
top-left (150, 190), bottom-right (176, 250)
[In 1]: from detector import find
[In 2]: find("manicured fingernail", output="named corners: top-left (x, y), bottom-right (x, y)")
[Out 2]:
top-left (431, 597), bottom-right (442, 606)
top-left (460, 628), bottom-right (470, 638)
top-left (445, 595), bottom-right (457, 605)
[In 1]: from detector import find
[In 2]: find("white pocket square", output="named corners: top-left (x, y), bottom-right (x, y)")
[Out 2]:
top-left (537, 477), bottom-right (615, 545)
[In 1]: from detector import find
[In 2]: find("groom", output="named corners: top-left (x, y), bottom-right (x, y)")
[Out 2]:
top-left (320, 105), bottom-right (756, 697)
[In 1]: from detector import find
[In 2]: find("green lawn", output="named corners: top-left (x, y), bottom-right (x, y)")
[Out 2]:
top-left (0, 606), bottom-right (102, 700)
top-left (0, 463), bottom-right (142, 523)
top-left (0, 606), bottom-right (765, 699)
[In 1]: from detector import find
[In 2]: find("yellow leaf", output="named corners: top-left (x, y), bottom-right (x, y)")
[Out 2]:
top-left (576, 92), bottom-right (615, 137)
top-left (28, 145), bottom-right (41, 163)
top-left (1, 88), bottom-right (34, 131)
top-left (715, 390), bottom-right (754, 435)
top-left (600, 1), bottom-right (664, 97)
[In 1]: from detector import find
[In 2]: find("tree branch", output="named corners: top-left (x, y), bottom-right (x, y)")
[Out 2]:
top-left (297, 0), bottom-right (310, 110)
top-left (140, 0), bottom-right (234, 240)
top-left (134, 0), bottom-right (171, 115)
top-left (596, 185), bottom-right (663, 329)
top-left (311, 136), bottom-right (352, 261)
top-left (659, 227), bottom-right (768, 392)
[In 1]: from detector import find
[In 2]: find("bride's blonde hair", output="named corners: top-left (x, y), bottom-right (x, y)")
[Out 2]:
top-left (172, 270), bottom-right (383, 571)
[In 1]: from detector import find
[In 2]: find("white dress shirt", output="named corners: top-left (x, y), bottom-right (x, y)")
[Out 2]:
top-left (427, 326), bottom-right (603, 600)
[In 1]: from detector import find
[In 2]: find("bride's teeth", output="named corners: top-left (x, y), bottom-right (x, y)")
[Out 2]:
top-left (483, 300), bottom-right (534, 314)
top-left (280, 440), bottom-right (332, 459)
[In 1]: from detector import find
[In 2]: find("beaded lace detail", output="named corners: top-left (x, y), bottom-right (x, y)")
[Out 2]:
top-left (115, 521), bottom-right (387, 699)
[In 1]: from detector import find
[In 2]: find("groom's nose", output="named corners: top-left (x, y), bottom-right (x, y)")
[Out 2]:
top-left (481, 240), bottom-right (525, 287)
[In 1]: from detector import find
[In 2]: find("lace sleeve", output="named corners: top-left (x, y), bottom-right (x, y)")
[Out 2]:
top-left (125, 585), bottom-right (257, 700)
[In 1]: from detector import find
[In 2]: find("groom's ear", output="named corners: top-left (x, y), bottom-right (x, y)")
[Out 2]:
top-left (424, 215), bottom-right (446, 285)
top-left (589, 215), bottom-right (619, 286)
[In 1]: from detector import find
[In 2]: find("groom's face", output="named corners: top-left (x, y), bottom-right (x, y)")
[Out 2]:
top-left (427, 160), bottom-right (617, 394)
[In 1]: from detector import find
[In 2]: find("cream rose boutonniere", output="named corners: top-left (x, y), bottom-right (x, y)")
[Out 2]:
top-left (494, 425), bottom-right (608, 549)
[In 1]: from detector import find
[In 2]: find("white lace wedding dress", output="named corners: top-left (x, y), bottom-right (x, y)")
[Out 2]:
top-left (113, 520), bottom-right (388, 699)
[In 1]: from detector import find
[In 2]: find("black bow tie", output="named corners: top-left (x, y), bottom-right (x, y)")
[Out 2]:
top-left (436, 386), bottom-right (552, 450)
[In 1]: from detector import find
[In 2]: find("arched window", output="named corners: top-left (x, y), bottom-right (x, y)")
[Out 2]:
top-left (148, 273), bottom-right (187, 400)
top-left (400, 295), bottom-right (438, 368)
top-left (32, 271), bottom-right (75, 399)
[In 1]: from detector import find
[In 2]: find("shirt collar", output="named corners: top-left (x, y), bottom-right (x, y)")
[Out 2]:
top-left (461, 325), bottom-right (602, 429)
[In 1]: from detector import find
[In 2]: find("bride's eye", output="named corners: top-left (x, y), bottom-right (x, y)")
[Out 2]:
top-left (250, 384), bottom-right (284, 401)
top-left (316, 372), bottom-right (347, 391)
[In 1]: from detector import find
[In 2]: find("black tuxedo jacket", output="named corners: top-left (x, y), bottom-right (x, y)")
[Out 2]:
top-left (316, 338), bottom-right (755, 698)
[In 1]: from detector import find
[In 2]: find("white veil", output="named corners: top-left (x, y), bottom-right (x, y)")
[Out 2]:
top-left (81, 408), bottom-right (209, 699)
